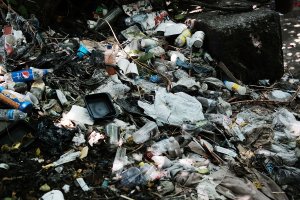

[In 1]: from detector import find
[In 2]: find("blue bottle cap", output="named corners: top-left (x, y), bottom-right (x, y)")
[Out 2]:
top-left (149, 75), bottom-right (160, 83)
top-left (107, 44), bottom-right (112, 49)
top-left (18, 101), bottom-right (33, 113)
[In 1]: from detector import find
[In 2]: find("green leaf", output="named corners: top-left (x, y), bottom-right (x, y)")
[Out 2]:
top-left (17, 5), bottom-right (28, 18)
top-left (138, 53), bottom-right (154, 63)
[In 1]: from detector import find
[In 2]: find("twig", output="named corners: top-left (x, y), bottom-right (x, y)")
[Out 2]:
top-left (288, 86), bottom-right (300, 103)
top-left (120, 195), bottom-right (134, 200)
top-left (128, 144), bottom-right (144, 154)
top-left (218, 61), bottom-right (241, 84)
top-left (230, 99), bottom-right (280, 105)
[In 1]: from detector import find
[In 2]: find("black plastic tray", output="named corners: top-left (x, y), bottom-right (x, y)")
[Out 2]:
top-left (0, 120), bottom-right (36, 150)
top-left (84, 93), bottom-right (117, 122)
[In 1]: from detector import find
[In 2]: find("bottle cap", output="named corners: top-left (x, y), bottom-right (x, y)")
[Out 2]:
top-left (139, 162), bottom-right (145, 167)
top-left (107, 44), bottom-right (112, 49)
top-left (18, 101), bottom-right (33, 113)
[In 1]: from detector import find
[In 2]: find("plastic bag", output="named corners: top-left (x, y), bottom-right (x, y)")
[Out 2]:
top-left (138, 88), bottom-right (204, 125)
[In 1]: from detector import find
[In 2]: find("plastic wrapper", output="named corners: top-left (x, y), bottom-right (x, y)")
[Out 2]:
top-left (272, 108), bottom-right (300, 138)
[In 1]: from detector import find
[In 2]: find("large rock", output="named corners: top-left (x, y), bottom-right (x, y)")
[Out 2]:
top-left (193, 9), bottom-right (284, 83)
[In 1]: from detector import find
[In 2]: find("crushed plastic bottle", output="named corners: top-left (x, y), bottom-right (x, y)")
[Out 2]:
top-left (132, 121), bottom-right (159, 144)
top-left (151, 137), bottom-right (181, 158)
top-left (120, 167), bottom-right (146, 188)
top-left (139, 162), bottom-right (161, 181)
top-left (0, 109), bottom-right (27, 121)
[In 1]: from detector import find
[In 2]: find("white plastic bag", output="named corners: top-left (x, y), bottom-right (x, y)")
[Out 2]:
top-left (138, 88), bottom-right (204, 125)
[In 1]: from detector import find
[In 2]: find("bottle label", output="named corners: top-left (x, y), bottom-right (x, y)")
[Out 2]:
top-left (11, 69), bottom-right (34, 82)
top-left (231, 83), bottom-right (240, 92)
top-left (1, 90), bottom-right (23, 104)
top-left (6, 109), bottom-right (14, 120)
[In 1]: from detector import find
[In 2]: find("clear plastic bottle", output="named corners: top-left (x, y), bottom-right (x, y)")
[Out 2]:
top-left (95, 7), bottom-right (123, 30)
top-left (104, 44), bottom-right (117, 76)
top-left (1, 82), bottom-right (27, 93)
top-left (0, 109), bottom-right (27, 121)
top-left (106, 123), bottom-right (120, 149)
top-left (125, 14), bottom-right (147, 26)
top-left (139, 162), bottom-right (160, 181)
top-left (0, 86), bottom-right (32, 113)
top-left (167, 137), bottom-right (182, 158)
top-left (104, 44), bottom-right (116, 66)
top-left (223, 80), bottom-right (247, 95)
top-left (112, 147), bottom-right (127, 174)
top-left (150, 138), bottom-right (170, 156)
top-left (120, 167), bottom-right (146, 188)
top-left (132, 121), bottom-right (158, 144)
top-left (0, 67), bottom-right (53, 83)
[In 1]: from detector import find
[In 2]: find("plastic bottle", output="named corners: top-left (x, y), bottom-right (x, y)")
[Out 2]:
top-left (95, 7), bottom-right (123, 31)
top-left (0, 86), bottom-right (32, 113)
top-left (0, 36), bottom-right (6, 65)
top-left (175, 29), bottom-right (191, 47)
top-left (0, 67), bottom-right (53, 83)
top-left (30, 79), bottom-right (45, 100)
top-left (1, 82), bottom-right (27, 93)
top-left (132, 121), bottom-right (159, 144)
top-left (125, 14), bottom-right (147, 26)
top-left (106, 123), bottom-right (120, 149)
top-left (150, 138), bottom-right (170, 156)
top-left (112, 147), bottom-right (127, 174)
top-left (56, 90), bottom-right (69, 106)
top-left (223, 80), bottom-right (247, 95)
top-left (167, 137), bottom-right (182, 158)
top-left (187, 31), bottom-right (205, 48)
top-left (104, 44), bottom-right (117, 76)
top-left (196, 96), bottom-right (217, 113)
top-left (104, 44), bottom-right (117, 65)
top-left (0, 109), bottom-right (27, 121)
top-left (120, 167), bottom-right (146, 188)
top-left (139, 162), bottom-right (160, 181)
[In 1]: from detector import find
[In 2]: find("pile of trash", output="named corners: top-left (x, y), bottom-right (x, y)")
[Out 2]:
top-left (0, 1), bottom-right (300, 199)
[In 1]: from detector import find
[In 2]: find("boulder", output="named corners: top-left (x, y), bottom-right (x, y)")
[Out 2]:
top-left (193, 9), bottom-right (284, 83)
